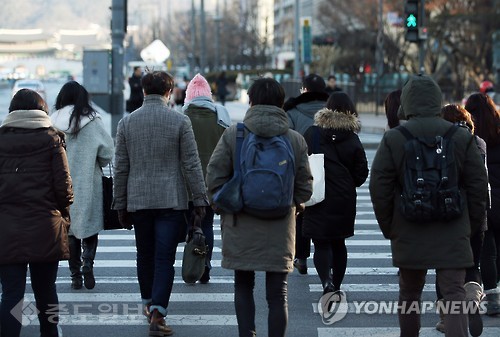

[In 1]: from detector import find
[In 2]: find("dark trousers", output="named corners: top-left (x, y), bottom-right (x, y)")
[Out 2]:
top-left (294, 213), bottom-right (310, 260)
top-left (132, 209), bottom-right (184, 316)
top-left (0, 262), bottom-right (60, 337)
top-left (399, 268), bottom-right (467, 337)
top-left (68, 234), bottom-right (98, 279)
top-left (436, 231), bottom-right (484, 298)
top-left (188, 203), bottom-right (214, 269)
top-left (481, 226), bottom-right (500, 290)
top-left (234, 270), bottom-right (288, 337)
top-left (312, 238), bottom-right (347, 290)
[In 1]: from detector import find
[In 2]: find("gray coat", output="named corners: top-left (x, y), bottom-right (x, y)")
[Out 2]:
top-left (206, 105), bottom-right (313, 272)
top-left (51, 108), bottom-right (114, 239)
top-left (369, 75), bottom-right (488, 269)
top-left (113, 95), bottom-right (208, 212)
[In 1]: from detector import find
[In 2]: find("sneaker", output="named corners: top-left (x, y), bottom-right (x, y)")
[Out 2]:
top-left (293, 258), bottom-right (307, 275)
top-left (149, 309), bottom-right (174, 336)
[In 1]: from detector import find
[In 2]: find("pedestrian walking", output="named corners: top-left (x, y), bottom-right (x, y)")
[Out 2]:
top-left (113, 70), bottom-right (209, 336)
top-left (465, 92), bottom-right (500, 316)
top-left (302, 92), bottom-right (368, 298)
top-left (126, 66), bottom-right (144, 113)
top-left (182, 73), bottom-right (231, 283)
top-left (0, 89), bottom-right (73, 337)
top-left (206, 77), bottom-right (313, 337)
top-left (51, 81), bottom-right (115, 291)
top-left (284, 73), bottom-right (329, 274)
top-left (369, 74), bottom-right (488, 337)
top-left (215, 71), bottom-right (229, 106)
top-left (324, 75), bottom-right (342, 95)
top-left (433, 103), bottom-right (488, 336)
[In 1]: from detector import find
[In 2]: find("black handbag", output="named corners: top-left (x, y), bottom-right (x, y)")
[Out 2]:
top-left (182, 214), bottom-right (207, 283)
top-left (102, 164), bottom-right (122, 230)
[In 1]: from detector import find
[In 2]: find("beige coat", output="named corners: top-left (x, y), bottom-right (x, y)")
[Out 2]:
top-left (206, 105), bottom-right (313, 272)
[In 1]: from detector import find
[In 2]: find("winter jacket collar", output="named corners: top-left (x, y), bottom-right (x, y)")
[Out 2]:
top-left (1, 109), bottom-right (52, 129)
top-left (182, 96), bottom-right (232, 128)
top-left (243, 105), bottom-right (289, 137)
top-left (314, 108), bottom-right (360, 132)
top-left (284, 91), bottom-right (329, 111)
top-left (50, 105), bottom-right (99, 134)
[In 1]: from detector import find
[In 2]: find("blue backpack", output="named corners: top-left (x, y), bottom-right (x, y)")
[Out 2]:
top-left (238, 123), bottom-right (296, 219)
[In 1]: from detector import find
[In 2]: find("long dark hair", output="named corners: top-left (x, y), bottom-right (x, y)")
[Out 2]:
top-left (54, 81), bottom-right (95, 137)
top-left (465, 93), bottom-right (500, 146)
top-left (384, 89), bottom-right (401, 129)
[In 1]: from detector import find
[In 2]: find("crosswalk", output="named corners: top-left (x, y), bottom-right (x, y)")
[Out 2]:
top-left (13, 151), bottom-right (500, 336)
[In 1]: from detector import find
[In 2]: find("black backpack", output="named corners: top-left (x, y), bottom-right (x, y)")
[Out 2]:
top-left (397, 125), bottom-right (463, 222)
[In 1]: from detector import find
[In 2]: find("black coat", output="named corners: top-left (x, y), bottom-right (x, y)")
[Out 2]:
top-left (302, 109), bottom-right (368, 240)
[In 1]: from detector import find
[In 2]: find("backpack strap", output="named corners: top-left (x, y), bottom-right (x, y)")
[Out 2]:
top-left (311, 126), bottom-right (321, 153)
top-left (234, 123), bottom-right (245, 174)
top-left (396, 125), bottom-right (425, 190)
top-left (395, 125), bottom-right (414, 140)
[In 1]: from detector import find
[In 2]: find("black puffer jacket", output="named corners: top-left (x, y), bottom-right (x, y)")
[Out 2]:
top-left (0, 110), bottom-right (73, 264)
top-left (302, 109), bottom-right (368, 240)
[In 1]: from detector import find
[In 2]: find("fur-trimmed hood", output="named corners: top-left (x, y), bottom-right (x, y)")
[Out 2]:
top-left (314, 108), bottom-right (360, 133)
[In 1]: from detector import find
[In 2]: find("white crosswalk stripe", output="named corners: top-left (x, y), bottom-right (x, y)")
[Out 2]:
top-left (10, 168), bottom-right (500, 336)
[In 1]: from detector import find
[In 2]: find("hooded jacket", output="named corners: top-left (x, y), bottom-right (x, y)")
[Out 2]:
top-left (284, 91), bottom-right (329, 135)
top-left (302, 109), bottom-right (368, 240)
top-left (0, 110), bottom-right (73, 264)
top-left (369, 75), bottom-right (488, 269)
top-left (206, 105), bottom-right (313, 272)
top-left (51, 105), bottom-right (114, 239)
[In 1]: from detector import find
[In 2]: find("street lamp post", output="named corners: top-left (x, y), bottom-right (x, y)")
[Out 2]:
top-left (215, 0), bottom-right (221, 71)
top-left (111, 0), bottom-right (126, 137)
top-left (293, 0), bottom-right (300, 79)
top-left (200, 0), bottom-right (207, 74)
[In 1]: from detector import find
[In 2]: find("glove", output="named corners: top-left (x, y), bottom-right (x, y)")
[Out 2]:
top-left (118, 209), bottom-right (134, 230)
top-left (192, 206), bottom-right (206, 223)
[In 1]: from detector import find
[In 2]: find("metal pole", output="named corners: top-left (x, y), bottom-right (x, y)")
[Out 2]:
top-left (200, 0), bottom-right (207, 74)
top-left (293, 0), bottom-right (300, 80)
top-left (111, 0), bottom-right (126, 137)
top-left (375, 0), bottom-right (384, 116)
top-left (190, 0), bottom-right (196, 77)
top-left (419, 0), bottom-right (425, 73)
top-left (215, 0), bottom-right (220, 71)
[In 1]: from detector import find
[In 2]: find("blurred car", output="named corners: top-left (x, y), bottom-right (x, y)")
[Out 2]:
top-left (12, 79), bottom-right (46, 101)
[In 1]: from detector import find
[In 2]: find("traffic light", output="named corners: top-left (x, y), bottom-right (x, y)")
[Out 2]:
top-left (405, 0), bottom-right (419, 42)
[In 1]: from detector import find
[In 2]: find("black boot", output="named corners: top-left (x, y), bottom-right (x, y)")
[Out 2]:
top-left (82, 234), bottom-right (98, 289)
top-left (68, 235), bottom-right (83, 290)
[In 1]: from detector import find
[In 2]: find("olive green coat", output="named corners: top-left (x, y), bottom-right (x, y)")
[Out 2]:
top-left (369, 75), bottom-right (488, 269)
top-left (206, 105), bottom-right (313, 272)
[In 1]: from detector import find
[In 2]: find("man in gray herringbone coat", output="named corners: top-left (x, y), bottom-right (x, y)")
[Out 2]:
top-left (113, 71), bottom-right (208, 336)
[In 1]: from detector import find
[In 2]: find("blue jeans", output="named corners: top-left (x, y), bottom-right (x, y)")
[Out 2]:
top-left (0, 262), bottom-right (60, 337)
top-left (131, 209), bottom-right (185, 316)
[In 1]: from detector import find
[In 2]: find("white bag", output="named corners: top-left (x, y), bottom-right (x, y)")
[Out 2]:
top-left (304, 153), bottom-right (325, 207)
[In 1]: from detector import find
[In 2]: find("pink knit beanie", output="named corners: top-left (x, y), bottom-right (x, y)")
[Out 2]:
top-left (185, 73), bottom-right (212, 102)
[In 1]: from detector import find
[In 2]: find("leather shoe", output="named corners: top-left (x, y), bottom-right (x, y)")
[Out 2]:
top-left (149, 309), bottom-right (174, 336)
